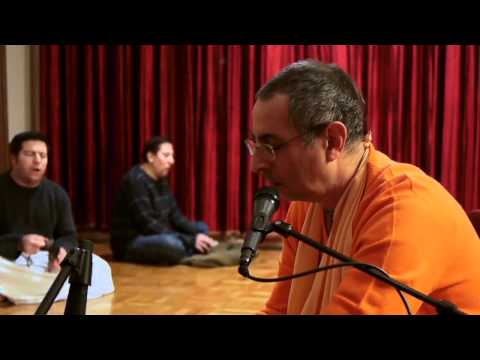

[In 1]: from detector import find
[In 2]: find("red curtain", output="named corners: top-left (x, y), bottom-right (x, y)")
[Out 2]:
top-left (39, 45), bottom-right (480, 232)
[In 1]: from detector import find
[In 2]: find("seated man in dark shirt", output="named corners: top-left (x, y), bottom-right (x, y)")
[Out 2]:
top-left (0, 131), bottom-right (114, 304)
top-left (110, 136), bottom-right (218, 265)
top-left (0, 131), bottom-right (75, 271)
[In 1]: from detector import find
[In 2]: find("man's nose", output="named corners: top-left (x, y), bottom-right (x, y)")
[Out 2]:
top-left (251, 154), bottom-right (270, 174)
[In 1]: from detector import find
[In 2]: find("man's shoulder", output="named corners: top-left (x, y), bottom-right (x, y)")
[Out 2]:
top-left (41, 178), bottom-right (70, 198)
top-left (0, 171), bottom-right (12, 183)
top-left (123, 165), bottom-right (166, 190)
top-left (0, 172), bottom-right (10, 195)
top-left (0, 171), bottom-right (8, 184)
top-left (362, 149), bottom-right (462, 221)
top-left (366, 148), bottom-right (436, 194)
top-left (115, 166), bottom-right (156, 198)
top-left (123, 165), bottom-right (147, 182)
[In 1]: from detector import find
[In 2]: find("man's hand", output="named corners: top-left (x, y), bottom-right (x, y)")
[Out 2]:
top-left (47, 247), bottom-right (67, 273)
top-left (21, 234), bottom-right (49, 255)
top-left (194, 234), bottom-right (219, 254)
top-left (264, 231), bottom-right (284, 243)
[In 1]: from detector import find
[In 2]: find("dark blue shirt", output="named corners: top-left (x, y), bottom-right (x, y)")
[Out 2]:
top-left (110, 165), bottom-right (199, 260)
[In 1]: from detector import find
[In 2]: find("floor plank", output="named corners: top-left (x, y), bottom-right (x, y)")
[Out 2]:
top-left (0, 244), bottom-right (282, 315)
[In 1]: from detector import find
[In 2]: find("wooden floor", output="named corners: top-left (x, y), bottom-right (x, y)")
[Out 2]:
top-left (0, 243), bottom-right (282, 315)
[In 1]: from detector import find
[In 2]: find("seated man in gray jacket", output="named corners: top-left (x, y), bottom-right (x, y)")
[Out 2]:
top-left (110, 136), bottom-right (218, 265)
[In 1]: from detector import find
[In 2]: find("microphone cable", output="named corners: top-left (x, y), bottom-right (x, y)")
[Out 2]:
top-left (242, 261), bottom-right (412, 315)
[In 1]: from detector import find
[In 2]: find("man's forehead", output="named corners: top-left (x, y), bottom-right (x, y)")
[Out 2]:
top-left (253, 93), bottom-right (289, 116)
top-left (21, 140), bottom-right (48, 151)
top-left (252, 94), bottom-right (294, 140)
top-left (158, 143), bottom-right (174, 153)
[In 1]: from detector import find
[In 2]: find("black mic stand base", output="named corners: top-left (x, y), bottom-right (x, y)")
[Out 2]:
top-left (34, 240), bottom-right (93, 315)
top-left (34, 263), bottom-right (73, 315)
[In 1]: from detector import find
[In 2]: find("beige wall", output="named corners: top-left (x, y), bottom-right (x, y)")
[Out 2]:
top-left (5, 45), bottom-right (39, 141)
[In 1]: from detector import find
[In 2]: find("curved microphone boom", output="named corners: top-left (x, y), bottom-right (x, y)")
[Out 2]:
top-left (239, 187), bottom-right (280, 275)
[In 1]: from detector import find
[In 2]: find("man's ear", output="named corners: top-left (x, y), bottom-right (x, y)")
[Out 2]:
top-left (9, 154), bottom-right (17, 168)
top-left (325, 121), bottom-right (348, 162)
top-left (146, 152), bottom-right (153, 163)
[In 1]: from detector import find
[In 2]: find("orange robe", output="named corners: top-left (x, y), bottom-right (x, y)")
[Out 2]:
top-left (261, 146), bottom-right (480, 314)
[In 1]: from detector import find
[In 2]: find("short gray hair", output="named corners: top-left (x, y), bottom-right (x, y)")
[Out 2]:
top-left (256, 59), bottom-right (367, 147)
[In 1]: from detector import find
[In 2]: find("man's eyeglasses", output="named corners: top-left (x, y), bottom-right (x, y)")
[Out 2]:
top-left (244, 123), bottom-right (329, 161)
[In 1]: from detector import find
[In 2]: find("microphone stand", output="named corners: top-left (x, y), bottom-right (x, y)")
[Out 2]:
top-left (35, 240), bottom-right (93, 315)
top-left (241, 220), bottom-right (465, 315)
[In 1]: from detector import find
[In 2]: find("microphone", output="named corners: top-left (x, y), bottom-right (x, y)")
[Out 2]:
top-left (239, 187), bottom-right (280, 273)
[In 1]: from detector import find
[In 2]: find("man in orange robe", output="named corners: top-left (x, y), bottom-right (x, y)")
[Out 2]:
top-left (245, 60), bottom-right (480, 315)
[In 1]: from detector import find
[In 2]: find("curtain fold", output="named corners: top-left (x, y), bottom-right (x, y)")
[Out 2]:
top-left (39, 45), bottom-right (480, 232)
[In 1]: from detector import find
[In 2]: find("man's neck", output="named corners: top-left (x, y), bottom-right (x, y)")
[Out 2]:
top-left (322, 143), bottom-right (367, 209)
top-left (9, 170), bottom-right (42, 188)
top-left (140, 163), bottom-right (158, 181)
top-left (324, 207), bottom-right (335, 235)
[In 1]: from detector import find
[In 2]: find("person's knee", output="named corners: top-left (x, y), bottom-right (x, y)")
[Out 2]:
top-left (124, 233), bottom-right (190, 265)
top-left (163, 236), bottom-right (189, 264)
